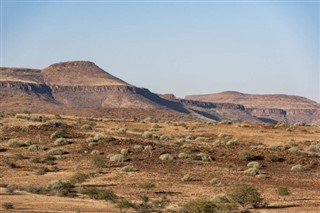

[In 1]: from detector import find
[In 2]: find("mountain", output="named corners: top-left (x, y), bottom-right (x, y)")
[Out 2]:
top-left (1, 61), bottom-right (318, 123)
top-left (186, 91), bottom-right (320, 124)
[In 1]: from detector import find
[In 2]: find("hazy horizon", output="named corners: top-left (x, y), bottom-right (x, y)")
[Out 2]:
top-left (1, 1), bottom-right (319, 101)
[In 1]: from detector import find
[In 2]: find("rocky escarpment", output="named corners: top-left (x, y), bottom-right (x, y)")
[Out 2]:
top-left (0, 81), bottom-right (55, 101)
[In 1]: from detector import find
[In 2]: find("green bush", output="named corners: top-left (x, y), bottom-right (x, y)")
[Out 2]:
top-left (247, 161), bottom-right (261, 169)
top-left (239, 150), bottom-right (256, 161)
top-left (243, 167), bottom-right (260, 176)
top-left (159, 154), bottom-right (173, 161)
top-left (291, 164), bottom-right (305, 172)
top-left (36, 167), bottom-right (49, 175)
top-left (47, 149), bottom-right (65, 156)
top-left (24, 139), bottom-right (33, 146)
top-left (50, 130), bottom-right (65, 140)
top-left (142, 131), bottom-right (153, 139)
top-left (46, 180), bottom-right (74, 197)
top-left (265, 154), bottom-right (281, 162)
top-left (178, 153), bottom-right (189, 159)
top-left (69, 172), bottom-right (89, 185)
top-left (28, 144), bottom-right (42, 152)
top-left (181, 173), bottom-right (193, 182)
top-left (92, 154), bottom-right (106, 169)
top-left (109, 154), bottom-right (125, 162)
top-left (133, 145), bottom-right (143, 150)
top-left (209, 178), bottom-right (221, 185)
top-left (276, 186), bottom-right (290, 196)
top-left (81, 124), bottom-right (93, 130)
top-left (54, 138), bottom-right (68, 146)
top-left (228, 184), bottom-right (263, 208)
top-left (120, 165), bottom-right (136, 172)
top-left (2, 202), bottom-right (14, 210)
top-left (93, 133), bottom-right (115, 142)
top-left (182, 199), bottom-right (217, 213)
top-left (120, 148), bottom-right (129, 155)
top-left (7, 139), bottom-right (23, 148)
top-left (44, 119), bottom-right (63, 127)
top-left (138, 181), bottom-right (156, 191)
top-left (81, 187), bottom-right (118, 201)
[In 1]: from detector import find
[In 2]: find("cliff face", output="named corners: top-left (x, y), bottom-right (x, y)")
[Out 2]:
top-left (187, 91), bottom-right (320, 124)
top-left (1, 61), bottom-right (319, 124)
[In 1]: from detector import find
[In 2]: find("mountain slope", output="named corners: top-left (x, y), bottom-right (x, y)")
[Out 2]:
top-left (186, 91), bottom-right (320, 123)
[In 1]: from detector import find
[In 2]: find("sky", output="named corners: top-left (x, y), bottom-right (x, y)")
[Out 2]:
top-left (1, 0), bottom-right (319, 101)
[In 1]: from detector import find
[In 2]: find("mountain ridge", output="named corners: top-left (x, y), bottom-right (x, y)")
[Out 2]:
top-left (1, 61), bottom-right (319, 124)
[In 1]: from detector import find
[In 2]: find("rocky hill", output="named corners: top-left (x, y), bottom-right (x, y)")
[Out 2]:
top-left (186, 91), bottom-right (320, 124)
top-left (1, 61), bottom-right (318, 123)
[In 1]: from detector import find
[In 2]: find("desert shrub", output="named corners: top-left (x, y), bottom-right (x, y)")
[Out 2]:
top-left (195, 136), bottom-right (208, 142)
top-left (142, 131), bottom-right (153, 139)
top-left (185, 135), bottom-right (194, 141)
top-left (133, 145), bottom-right (143, 150)
top-left (120, 148), bottom-right (129, 155)
top-left (138, 181), bottom-right (156, 191)
top-left (239, 150), bottom-right (256, 161)
top-left (81, 124), bottom-right (92, 130)
top-left (211, 194), bottom-right (238, 212)
top-left (50, 130), bottom-right (65, 140)
top-left (5, 184), bottom-right (18, 194)
top-left (209, 178), bottom-right (221, 185)
top-left (115, 198), bottom-right (136, 212)
top-left (2, 159), bottom-right (17, 168)
top-left (46, 180), bottom-right (74, 197)
top-left (120, 165), bottom-right (136, 172)
top-left (28, 144), bottom-right (42, 152)
top-left (24, 139), bottom-right (33, 146)
top-left (69, 172), bottom-right (89, 185)
top-left (287, 147), bottom-right (299, 153)
top-left (81, 187), bottom-right (118, 201)
top-left (291, 164), bottom-right (305, 172)
top-left (24, 185), bottom-right (47, 195)
top-left (2, 202), bottom-right (14, 210)
top-left (226, 139), bottom-right (239, 146)
top-left (178, 153), bottom-right (189, 159)
top-left (93, 133), bottom-right (115, 142)
top-left (190, 153), bottom-right (212, 161)
top-left (90, 150), bottom-right (100, 155)
top-left (265, 154), bottom-right (281, 162)
top-left (144, 145), bottom-right (153, 152)
top-left (307, 144), bottom-right (319, 152)
top-left (92, 154), bottom-right (106, 169)
top-left (198, 153), bottom-right (212, 161)
top-left (181, 173), bottom-right (193, 182)
top-left (43, 155), bottom-right (55, 165)
top-left (243, 167), bottom-right (260, 176)
top-left (182, 199), bottom-right (217, 213)
top-left (160, 134), bottom-right (172, 140)
top-left (7, 139), bottom-right (23, 148)
top-left (86, 137), bottom-right (94, 143)
top-left (47, 149), bottom-right (65, 156)
top-left (36, 167), bottom-right (49, 175)
top-left (228, 184), bottom-right (263, 208)
top-left (15, 113), bottom-right (31, 120)
top-left (276, 186), bottom-right (290, 197)
top-left (109, 154), bottom-right (125, 162)
top-left (116, 127), bottom-right (127, 134)
top-left (247, 161), bottom-right (261, 168)
top-left (54, 137), bottom-right (68, 146)
top-left (88, 142), bottom-right (97, 147)
top-left (159, 153), bottom-right (173, 161)
top-left (268, 145), bottom-right (279, 150)
top-left (213, 140), bottom-right (225, 146)
top-left (44, 119), bottom-right (63, 127)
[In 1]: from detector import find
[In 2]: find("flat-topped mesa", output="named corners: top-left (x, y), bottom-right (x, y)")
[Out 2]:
top-left (41, 61), bottom-right (128, 86)
top-left (186, 91), bottom-right (319, 110)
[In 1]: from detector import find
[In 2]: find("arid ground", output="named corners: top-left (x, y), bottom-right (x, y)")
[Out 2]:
top-left (1, 113), bottom-right (320, 212)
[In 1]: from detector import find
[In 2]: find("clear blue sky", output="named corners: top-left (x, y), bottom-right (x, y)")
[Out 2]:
top-left (1, 1), bottom-right (319, 101)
